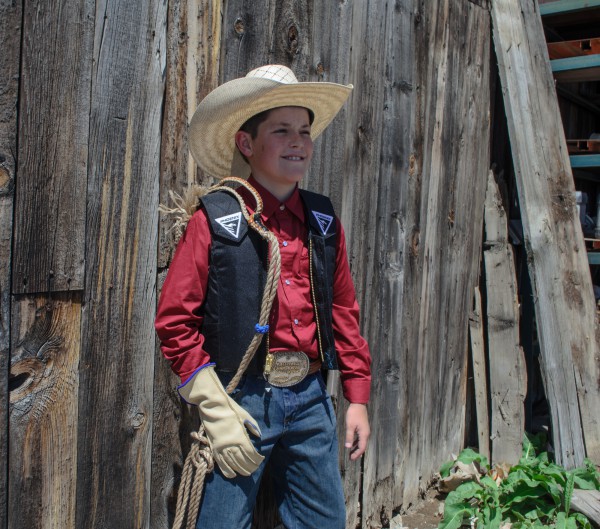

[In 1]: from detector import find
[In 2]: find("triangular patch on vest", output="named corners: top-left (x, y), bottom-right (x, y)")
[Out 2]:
top-left (312, 211), bottom-right (334, 235)
top-left (216, 212), bottom-right (242, 239)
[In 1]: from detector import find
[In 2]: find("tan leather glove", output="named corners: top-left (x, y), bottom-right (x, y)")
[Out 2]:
top-left (178, 365), bottom-right (264, 478)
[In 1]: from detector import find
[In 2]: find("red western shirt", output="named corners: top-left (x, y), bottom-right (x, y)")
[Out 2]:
top-left (155, 178), bottom-right (372, 403)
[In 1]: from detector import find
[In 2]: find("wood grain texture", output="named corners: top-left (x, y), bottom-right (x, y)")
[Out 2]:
top-left (76, 1), bottom-right (165, 527)
top-left (158, 0), bottom-right (222, 269)
top-left (220, 0), bottom-right (316, 84)
top-left (484, 171), bottom-right (526, 465)
top-left (571, 489), bottom-right (600, 527)
top-left (338, 2), bottom-right (415, 525)
top-left (343, 1), bottom-right (491, 525)
top-left (12, 0), bottom-right (93, 294)
top-left (153, 2), bottom-right (221, 524)
top-left (301, 1), bottom-right (359, 525)
top-left (0, 1), bottom-right (22, 527)
top-left (491, 0), bottom-right (600, 468)
top-left (151, 271), bottom-right (200, 529)
top-left (305, 0), bottom-right (353, 213)
top-left (402, 0), bottom-right (489, 517)
top-left (469, 287), bottom-right (490, 462)
top-left (8, 294), bottom-right (81, 529)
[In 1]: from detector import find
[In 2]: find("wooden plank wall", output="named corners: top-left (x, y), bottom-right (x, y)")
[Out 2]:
top-left (3, 1), bottom-right (492, 528)
top-left (0, 2), bottom-right (22, 528)
top-left (75, 1), bottom-right (165, 527)
top-left (7, 1), bottom-right (93, 528)
top-left (491, 0), bottom-right (600, 468)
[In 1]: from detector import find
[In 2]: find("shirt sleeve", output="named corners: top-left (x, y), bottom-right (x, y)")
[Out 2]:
top-left (332, 219), bottom-right (372, 404)
top-left (155, 209), bottom-right (212, 383)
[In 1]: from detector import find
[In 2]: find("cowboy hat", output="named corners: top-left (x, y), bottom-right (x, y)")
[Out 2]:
top-left (188, 64), bottom-right (353, 179)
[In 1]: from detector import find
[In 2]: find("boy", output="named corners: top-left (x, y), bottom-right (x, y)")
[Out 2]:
top-left (155, 65), bottom-right (371, 529)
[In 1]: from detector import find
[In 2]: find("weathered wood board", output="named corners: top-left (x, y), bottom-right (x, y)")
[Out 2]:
top-left (9, 295), bottom-right (81, 529)
top-left (469, 287), bottom-right (490, 462)
top-left (158, 0), bottom-right (222, 269)
top-left (11, 0), bottom-right (93, 295)
top-left (75, 1), bottom-right (164, 527)
top-left (491, 0), bottom-right (600, 468)
top-left (571, 489), bottom-right (600, 528)
top-left (0, 1), bottom-right (22, 527)
top-left (152, 1), bottom-right (221, 525)
top-left (484, 170), bottom-right (527, 465)
top-left (320, 0), bottom-right (490, 526)
top-left (339, 1), bottom-right (416, 525)
top-left (6, 0), bottom-right (584, 528)
top-left (388, 1), bottom-right (490, 521)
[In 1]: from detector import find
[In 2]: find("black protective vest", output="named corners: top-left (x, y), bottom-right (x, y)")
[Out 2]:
top-left (200, 189), bottom-right (338, 374)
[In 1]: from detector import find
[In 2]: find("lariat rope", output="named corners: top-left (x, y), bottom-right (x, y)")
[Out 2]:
top-left (170, 177), bottom-right (281, 529)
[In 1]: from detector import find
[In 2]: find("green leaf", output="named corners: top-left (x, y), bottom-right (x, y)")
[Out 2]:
top-left (440, 459), bottom-right (455, 478)
top-left (533, 501), bottom-right (557, 520)
top-left (484, 504), bottom-right (502, 529)
top-left (555, 511), bottom-right (568, 529)
top-left (445, 481), bottom-right (483, 505)
top-left (439, 502), bottom-right (472, 529)
top-left (480, 475), bottom-right (498, 489)
top-left (564, 472), bottom-right (575, 513)
top-left (522, 432), bottom-right (547, 460)
top-left (570, 512), bottom-right (592, 529)
top-left (572, 475), bottom-right (597, 490)
top-left (570, 461), bottom-right (600, 490)
top-left (456, 448), bottom-right (490, 470)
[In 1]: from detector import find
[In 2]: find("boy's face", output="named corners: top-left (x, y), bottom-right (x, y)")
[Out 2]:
top-left (235, 106), bottom-right (313, 191)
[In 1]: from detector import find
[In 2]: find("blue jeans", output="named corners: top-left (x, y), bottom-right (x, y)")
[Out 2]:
top-left (195, 372), bottom-right (346, 529)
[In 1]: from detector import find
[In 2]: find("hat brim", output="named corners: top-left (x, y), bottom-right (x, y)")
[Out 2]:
top-left (188, 77), bottom-right (353, 179)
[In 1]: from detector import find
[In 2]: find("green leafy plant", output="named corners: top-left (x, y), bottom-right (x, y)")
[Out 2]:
top-left (438, 434), bottom-right (600, 529)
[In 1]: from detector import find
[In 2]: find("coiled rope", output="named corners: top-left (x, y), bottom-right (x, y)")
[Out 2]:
top-left (171, 177), bottom-right (281, 529)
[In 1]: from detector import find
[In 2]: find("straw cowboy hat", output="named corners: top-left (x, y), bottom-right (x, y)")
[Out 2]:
top-left (188, 64), bottom-right (353, 179)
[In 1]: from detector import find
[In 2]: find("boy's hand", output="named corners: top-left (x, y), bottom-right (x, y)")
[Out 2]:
top-left (344, 403), bottom-right (370, 460)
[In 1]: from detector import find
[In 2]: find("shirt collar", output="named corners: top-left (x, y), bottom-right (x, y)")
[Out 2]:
top-left (245, 176), bottom-right (305, 223)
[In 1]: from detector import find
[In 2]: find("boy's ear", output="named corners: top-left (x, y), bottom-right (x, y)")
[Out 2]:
top-left (235, 130), bottom-right (253, 158)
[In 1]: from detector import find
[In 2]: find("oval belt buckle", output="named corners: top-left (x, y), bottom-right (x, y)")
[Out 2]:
top-left (267, 351), bottom-right (310, 387)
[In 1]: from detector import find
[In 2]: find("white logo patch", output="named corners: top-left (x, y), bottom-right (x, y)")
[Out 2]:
top-left (312, 211), bottom-right (334, 235)
top-left (215, 212), bottom-right (242, 238)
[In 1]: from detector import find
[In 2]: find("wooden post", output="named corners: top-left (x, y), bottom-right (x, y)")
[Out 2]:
top-left (0, 1), bottom-right (22, 527)
top-left (469, 287), bottom-right (490, 462)
top-left (491, 0), bottom-right (600, 467)
top-left (484, 170), bottom-right (527, 464)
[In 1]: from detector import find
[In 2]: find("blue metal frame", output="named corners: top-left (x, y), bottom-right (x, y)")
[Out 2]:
top-left (540, 0), bottom-right (600, 16)
top-left (551, 54), bottom-right (600, 73)
top-left (588, 252), bottom-right (600, 265)
top-left (570, 154), bottom-right (600, 168)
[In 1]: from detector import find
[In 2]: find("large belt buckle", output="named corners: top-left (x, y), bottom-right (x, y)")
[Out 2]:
top-left (265, 351), bottom-right (310, 387)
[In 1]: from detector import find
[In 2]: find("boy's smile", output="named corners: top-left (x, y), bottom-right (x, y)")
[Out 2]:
top-left (235, 106), bottom-right (314, 201)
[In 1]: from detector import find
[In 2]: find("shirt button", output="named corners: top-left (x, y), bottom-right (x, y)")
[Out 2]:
top-left (279, 205), bottom-right (285, 211)
top-left (282, 241), bottom-right (288, 247)
top-left (294, 319), bottom-right (299, 325)
top-left (285, 279), bottom-right (291, 285)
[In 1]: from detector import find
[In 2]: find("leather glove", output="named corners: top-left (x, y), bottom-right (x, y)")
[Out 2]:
top-left (178, 365), bottom-right (264, 478)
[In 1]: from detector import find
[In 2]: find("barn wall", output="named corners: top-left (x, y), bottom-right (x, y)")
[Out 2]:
top-left (0, 1), bottom-right (22, 527)
top-left (3, 0), bottom-right (490, 528)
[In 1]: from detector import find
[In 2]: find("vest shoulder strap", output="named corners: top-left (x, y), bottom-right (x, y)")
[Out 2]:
top-left (200, 191), bottom-right (249, 242)
top-left (298, 189), bottom-right (337, 237)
